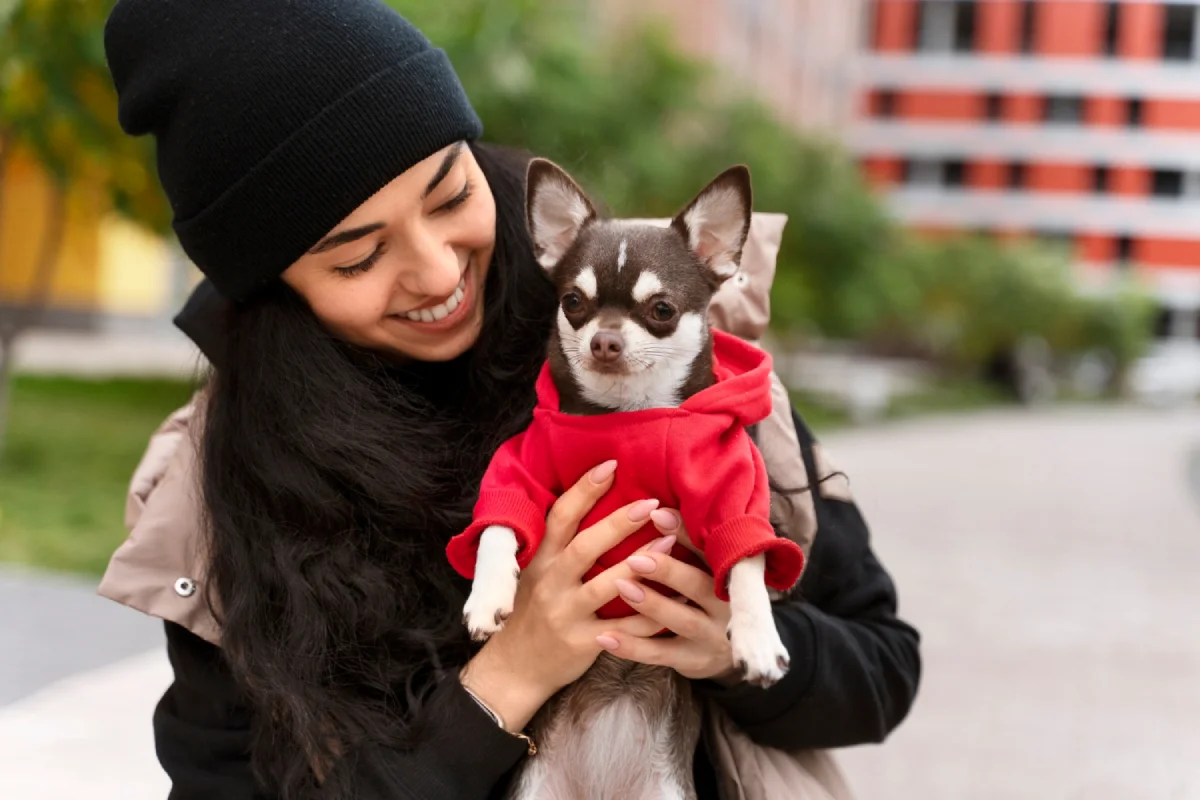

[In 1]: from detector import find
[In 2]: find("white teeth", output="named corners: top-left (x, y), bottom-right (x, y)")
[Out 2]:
top-left (404, 277), bottom-right (467, 322)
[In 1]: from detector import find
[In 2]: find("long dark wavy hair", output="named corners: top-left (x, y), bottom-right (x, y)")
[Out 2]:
top-left (199, 141), bottom-right (558, 799)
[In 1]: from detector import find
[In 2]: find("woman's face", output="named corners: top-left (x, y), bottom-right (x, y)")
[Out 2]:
top-left (282, 142), bottom-right (496, 362)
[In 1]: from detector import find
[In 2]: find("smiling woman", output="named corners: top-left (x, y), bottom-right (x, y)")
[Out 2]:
top-left (98, 0), bottom-right (919, 797)
top-left (281, 142), bottom-right (497, 362)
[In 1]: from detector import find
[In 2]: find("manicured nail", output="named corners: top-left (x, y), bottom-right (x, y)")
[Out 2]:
top-left (596, 635), bottom-right (620, 651)
top-left (648, 535), bottom-right (677, 554)
top-left (590, 460), bottom-right (618, 484)
top-left (650, 509), bottom-right (681, 531)
top-left (627, 499), bottom-right (660, 522)
top-left (626, 555), bottom-right (658, 575)
top-left (615, 578), bottom-right (646, 604)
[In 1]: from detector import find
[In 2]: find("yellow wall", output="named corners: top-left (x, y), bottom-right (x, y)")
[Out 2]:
top-left (0, 146), bottom-right (174, 318)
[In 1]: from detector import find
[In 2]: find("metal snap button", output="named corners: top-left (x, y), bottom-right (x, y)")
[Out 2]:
top-left (734, 272), bottom-right (750, 288)
top-left (174, 577), bottom-right (197, 598)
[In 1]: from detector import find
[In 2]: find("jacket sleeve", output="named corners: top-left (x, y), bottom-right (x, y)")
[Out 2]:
top-left (692, 409), bottom-right (922, 750)
top-left (667, 419), bottom-right (805, 600)
top-left (155, 621), bottom-right (527, 800)
top-left (445, 423), bottom-right (560, 579)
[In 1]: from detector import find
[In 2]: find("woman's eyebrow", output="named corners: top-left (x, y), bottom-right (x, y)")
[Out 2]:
top-left (308, 222), bottom-right (386, 254)
top-left (422, 142), bottom-right (465, 199)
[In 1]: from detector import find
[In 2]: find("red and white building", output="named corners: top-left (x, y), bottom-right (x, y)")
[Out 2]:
top-left (853, 0), bottom-right (1200, 349)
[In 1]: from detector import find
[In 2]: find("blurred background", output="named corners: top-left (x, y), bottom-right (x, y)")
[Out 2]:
top-left (0, 1), bottom-right (1196, 799)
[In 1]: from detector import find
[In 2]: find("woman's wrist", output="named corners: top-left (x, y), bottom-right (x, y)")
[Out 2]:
top-left (459, 641), bottom-right (554, 734)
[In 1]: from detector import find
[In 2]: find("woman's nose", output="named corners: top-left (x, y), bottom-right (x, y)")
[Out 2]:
top-left (399, 239), bottom-right (462, 298)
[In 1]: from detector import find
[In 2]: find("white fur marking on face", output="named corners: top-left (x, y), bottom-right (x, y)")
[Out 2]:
top-left (631, 271), bottom-right (663, 303)
top-left (575, 267), bottom-right (597, 300)
top-left (561, 312), bottom-right (706, 412)
top-left (683, 185), bottom-right (747, 280)
top-left (617, 238), bottom-right (628, 271)
top-left (531, 177), bottom-right (592, 269)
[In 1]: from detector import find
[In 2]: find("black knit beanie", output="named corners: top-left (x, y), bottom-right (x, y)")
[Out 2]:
top-left (104, 0), bottom-right (483, 303)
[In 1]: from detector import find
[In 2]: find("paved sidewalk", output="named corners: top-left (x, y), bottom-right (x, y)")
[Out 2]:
top-left (1, 405), bottom-right (1198, 799)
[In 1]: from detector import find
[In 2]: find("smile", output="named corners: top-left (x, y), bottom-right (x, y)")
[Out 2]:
top-left (402, 276), bottom-right (466, 322)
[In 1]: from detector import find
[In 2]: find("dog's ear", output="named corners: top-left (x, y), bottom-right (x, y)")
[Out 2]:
top-left (526, 158), bottom-right (597, 272)
top-left (671, 165), bottom-right (752, 284)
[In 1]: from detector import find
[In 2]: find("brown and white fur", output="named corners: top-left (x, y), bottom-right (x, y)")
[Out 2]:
top-left (464, 160), bottom-right (790, 800)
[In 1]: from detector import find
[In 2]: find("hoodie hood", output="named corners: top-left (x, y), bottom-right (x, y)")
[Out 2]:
top-left (535, 328), bottom-right (773, 427)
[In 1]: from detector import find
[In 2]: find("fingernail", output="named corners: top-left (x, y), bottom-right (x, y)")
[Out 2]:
top-left (615, 578), bottom-right (646, 604)
top-left (590, 460), bottom-right (618, 484)
top-left (650, 509), bottom-right (680, 531)
top-left (648, 535), bottom-right (677, 554)
top-left (626, 555), bottom-right (657, 575)
top-left (596, 635), bottom-right (620, 651)
top-left (627, 498), bottom-right (660, 522)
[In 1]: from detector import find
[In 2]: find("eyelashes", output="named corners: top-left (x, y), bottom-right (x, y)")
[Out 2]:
top-left (332, 181), bottom-right (474, 278)
top-left (334, 245), bottom-right (384, 277)
top-left (437, 179), bottom-right (473, 213)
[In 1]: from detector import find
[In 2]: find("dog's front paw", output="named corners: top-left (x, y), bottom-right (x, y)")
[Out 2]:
top-left (462, 565), bottom-right (520, 642)
top-left (727, 612), bottom-right (790, 688)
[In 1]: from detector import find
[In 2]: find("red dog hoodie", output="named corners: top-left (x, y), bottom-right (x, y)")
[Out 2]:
top-left (446, 330), bottom-right (805, 619)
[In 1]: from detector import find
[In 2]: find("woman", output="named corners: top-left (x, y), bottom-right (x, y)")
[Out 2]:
top-left (100, 0), bottom-right (921, 798)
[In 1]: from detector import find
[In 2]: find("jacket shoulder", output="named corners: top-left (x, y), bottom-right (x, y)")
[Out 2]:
top-left (98, 389), bottom-right (221, 645)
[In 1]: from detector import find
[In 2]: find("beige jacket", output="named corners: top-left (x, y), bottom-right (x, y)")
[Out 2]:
top-left (98, 212), bottom-right (853, 800)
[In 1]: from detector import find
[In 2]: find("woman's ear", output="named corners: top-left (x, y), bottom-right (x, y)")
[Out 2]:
top-left (526, 158), bottom-right (597, 273)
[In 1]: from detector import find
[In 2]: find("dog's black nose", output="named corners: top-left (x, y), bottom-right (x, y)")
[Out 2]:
top-left (590, 331), bottom-right (624, 363)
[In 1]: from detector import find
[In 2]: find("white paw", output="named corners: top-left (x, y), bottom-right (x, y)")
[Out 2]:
top-left (727, 611), bottom-right (790, 688)
top-left (462, 526), bottom-right (521, 641)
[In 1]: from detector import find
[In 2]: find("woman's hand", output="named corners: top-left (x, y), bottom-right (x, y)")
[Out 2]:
top-left (460, 461), bottom-right (674, 732)
top-left (595, 511), bottom-right (742, 683)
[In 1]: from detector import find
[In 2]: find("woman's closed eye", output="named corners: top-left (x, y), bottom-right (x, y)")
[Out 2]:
top-left (334, 245), bottom-right (384, 277)
top-left (435, 180), bottom-right (473, 214)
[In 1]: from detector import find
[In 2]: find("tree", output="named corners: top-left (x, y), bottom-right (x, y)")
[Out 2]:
top-left (0, 0), bottom-right (170, 451)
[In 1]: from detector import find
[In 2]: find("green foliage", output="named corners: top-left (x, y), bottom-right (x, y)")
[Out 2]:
top-left (0, 0), bottom-right (1151, 381)
top-left (0, 0), bottom-right (170, 232)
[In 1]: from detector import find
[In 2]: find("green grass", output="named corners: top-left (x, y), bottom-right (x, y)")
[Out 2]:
top-left (0, 376), bottom-right (196, 576)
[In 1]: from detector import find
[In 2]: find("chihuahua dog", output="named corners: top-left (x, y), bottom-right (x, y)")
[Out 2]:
top-left (448, 159), bottom-right (805, 800)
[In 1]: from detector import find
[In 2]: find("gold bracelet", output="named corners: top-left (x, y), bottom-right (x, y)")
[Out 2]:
top-left (460, 682), bottom-right (538, 756)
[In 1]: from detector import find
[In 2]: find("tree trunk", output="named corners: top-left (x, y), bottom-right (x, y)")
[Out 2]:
top-left (0, 173), bottom-right (66, 455)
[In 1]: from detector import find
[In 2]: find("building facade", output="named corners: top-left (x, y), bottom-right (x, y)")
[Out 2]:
top-left (597, 0), bottom-right (867, 134)
top-left (853, 0), bottom-right (1200, 344)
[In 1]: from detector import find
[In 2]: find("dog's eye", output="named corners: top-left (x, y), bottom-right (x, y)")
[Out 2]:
top-left (561, 292), bottom-right (584, 313)
top-left (650, 301), bottom-right (676, 322)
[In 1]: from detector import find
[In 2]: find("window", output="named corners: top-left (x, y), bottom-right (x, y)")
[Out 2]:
top-left (903, 158), bottom-right (944, 188)
top-left (1163, 4), bottom-right (1197, 61)
top-left (944, 160), bottom-right (967, 188)
top-left (953, 1), bottom-right (977, 53)
top-left (1152, 308), bottom-right (1173, 339)
top-left (1127, 97), bottom-right (1143, 128)
top-left (1007, 161), bottom-right (1027, 190)
top-left (1116, 235), bottom-right (1135, 265)
top-left (1092, 165), bottom-right (1110, 194)
top-left (1103, 2), bottom-right (1120, 57)
top-left (877, 89), bottom-right (897, 118)
top-left (1152, 169), bottom-right (1185, 198)
top-left (984, 92), bottom-right (1003, 122)
top-left (1019, 0), bottom-right (1036, 54)
top-left (1043, 95), bottom-right (1085, 124)
top-left (916, 1), bottom-right (975, 53)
